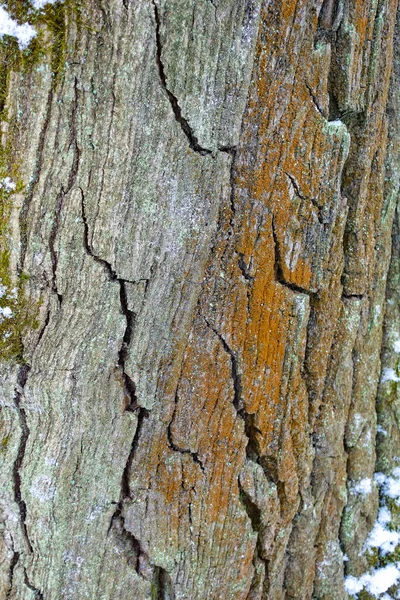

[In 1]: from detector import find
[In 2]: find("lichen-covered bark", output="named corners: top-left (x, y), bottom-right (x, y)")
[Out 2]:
top-left (0, 0), bottom-right (399, 599)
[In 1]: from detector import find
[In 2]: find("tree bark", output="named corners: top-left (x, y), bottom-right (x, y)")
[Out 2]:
top-left (0, 0), bottom-right (399, 598)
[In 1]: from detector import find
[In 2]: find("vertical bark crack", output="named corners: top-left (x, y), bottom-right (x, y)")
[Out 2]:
top-left (118, 281), bottom-right (138, 412)
top-left (24, 569), bottom-right (43, 599)
top-left (49, 77), bottom-right (81, 306)
top-left (166, 388), bottom-right (205, 472)
top-left (108, 407), bottom-right (149, 577)
top-left (153, 565), bottom-right (176, 600)
top-left (271, 217), bottom-right (317, 297)
top-left (203, 318), bottom-right (242, 411)
top-left (6, 549), bottom-right (19, 599)
top-left (151, 0), bottom-right (212, 156)
top-left (284, 171), bottom-right (324, 225)
top-left (12, 364), bottom-right (33, 554)
top-left (80, 189), bottom-right (139, 412)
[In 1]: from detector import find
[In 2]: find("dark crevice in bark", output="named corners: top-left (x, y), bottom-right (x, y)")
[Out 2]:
top-left (121, 407), bottom-right (149, 499)
top-left (204, 318), bottom-right (242, 411)
top-left (80, 189), bottom-right (117, 280)
top-left (153, 565), bottom-right (176, 600)
top-left (224, 148), bottom-right (238, 237)
top-left (203, 318), bottom-right (262, 460)
top-left (108, 509), bottom-right (145, 577)
top-left (318, 0), bottom-right (343, 33)
top-left (152, 1), bottom-right (237, 159)
top-left (238, 481), bottom-right (261, 533)
top-left (152, 0), bottom-right (212, 156)
top-left (48, 187), bottom-right (65, 306)
top-left (342, 292), bottom-right (365, 301)
top-left (304, 82), bottom-right (327, 119)
top-left (271, 218), bottom-right (317, 297)
top-left (238, 252), bottom-right (254, 282)
top-left (24, 569), bottom-right (43, 599)
top-left (13, 364), bottom-right (33, 554)
top-left (49, 77), bottom-right (81, 306)
top-left (166, 389), bottom-right (205, 473)
top-left (284, 171), bottom-right (324, 225)
top-left (6, 549), bottom-right (19, 599)
top-left (33, 305), bottom-right (51, 353)
top-left (81, 188), bottom-right (140, 412)
top-left (238, 479), bottom-right (270, 597)
top-left (118, 281), bottom-right (139, 412)
top-left (108, 408), bottom-right (149, 577)
top-left (226, 147), bottom-right (238, 230)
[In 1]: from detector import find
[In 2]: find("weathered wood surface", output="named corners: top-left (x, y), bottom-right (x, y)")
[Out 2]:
top-left (0, 0), bottom-right (399, 598)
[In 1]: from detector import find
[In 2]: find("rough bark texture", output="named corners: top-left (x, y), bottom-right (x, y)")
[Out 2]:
top-left (0, 0), bottom-right (399, 598)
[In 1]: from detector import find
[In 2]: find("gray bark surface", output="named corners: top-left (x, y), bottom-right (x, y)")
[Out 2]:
top-left (0, 0), bottom-right (399, 598)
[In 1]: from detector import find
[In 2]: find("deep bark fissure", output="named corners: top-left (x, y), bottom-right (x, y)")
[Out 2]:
top-left (304, 82), bottom-right (327, 119)
top-left (203, 318), bottom-right (262, 458)
top-left (152, 0), bottom-right (212, 156)
top-left (118, 281), bottom-right (139, 412)
top-left (24, 569), bottom-right (43, 599)
top-left (80, 189), bottom-right (140, 412)
top-left (33, 305), bottom-right (51, 354)
top-left (12, 364), bottom-right (33, 554)
top-left (108, 407), bottom-right (149, 577)
top-left (341, 291), bottom-right (365, 300)
top-left (153, 565), bottom-right (176, 600)
top-left (317, 0), bottom-right (343, 34)
top-left (49, 77), bottom-right (81, 306)
top-left (237, 252), bottom-right (254, 282)
top-left (226, 146), bottom-right (238, 228)
top-left (108, 508), bottom-right (145, 577)
top-left (238, 480), bottom-right (262, 533)
top-left (271, 217), bottom-right (318, 297)
top-left (122, 408), bottom-right (149, 500)
top-left (151, 0), bottom-right (236, 159)
top-left (238, 478), bottom-right (270, 597)
top-left (80, 189), bottom-right (117, 279)
top-left (166, 390), bottom-right (205, 473)
top-left (6, 549), bottom-right (19, 599)
top-left (203, 318), bottom-right (242, 411)
top-left (284, 171), bottom-right (324, 225)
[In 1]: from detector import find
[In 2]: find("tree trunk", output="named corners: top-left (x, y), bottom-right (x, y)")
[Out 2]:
top-left (0, 0), bottom-right (399, 598)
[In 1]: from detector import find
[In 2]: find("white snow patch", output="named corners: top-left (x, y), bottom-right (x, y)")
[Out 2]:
top-left (345, 565), bottom-right (400, 597)
top-left (0, 176), bottom-right (16, 191)
top-left (394, 340), bottom-right (400, 353)
top-left (381, 368), bottom-right (400, 383)
top-left (345, 575), bottom-right (364, 595)
top-left (366, 521), bottom-right (400, 555)
top-left (377, 425), bottom-right (388, 436)
top-left (0, 6), bottom-right (36, 49)
top-left (353, 478), bottom-right (373, 496)
top-left (378, 506), bottom-right (392, 526)
top-left (0, 306), bottom-right (12, 319)
top-left (329, 119), bottom-right (346, 127)
top-left (31, 0), bottom-right (59, 8)
top-left (366, 565), bottom-right (400, 595)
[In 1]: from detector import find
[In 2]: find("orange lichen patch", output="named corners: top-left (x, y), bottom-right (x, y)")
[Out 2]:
top-left (169, 318), bottom-right (234, 455)
top-left (149, 315), bottom-right (255, 597)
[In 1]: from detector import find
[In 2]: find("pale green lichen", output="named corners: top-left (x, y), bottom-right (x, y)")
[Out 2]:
top-left (0, 1), bottom-right (85, 361)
